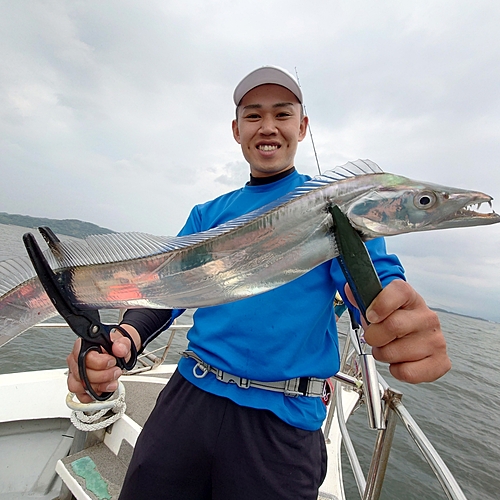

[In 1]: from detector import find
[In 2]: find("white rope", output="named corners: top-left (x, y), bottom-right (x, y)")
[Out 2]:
top-left (66, 382), bottom-right (127, 432)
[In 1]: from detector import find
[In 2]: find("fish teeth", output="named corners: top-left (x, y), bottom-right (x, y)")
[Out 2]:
top-left (464, 201), bottom-right (496, 214)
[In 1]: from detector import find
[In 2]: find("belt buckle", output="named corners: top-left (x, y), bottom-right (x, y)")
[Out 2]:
top-left (217, 369), bottom-right (250, 389)
top-left (284, 378), bottom-right (302, 398)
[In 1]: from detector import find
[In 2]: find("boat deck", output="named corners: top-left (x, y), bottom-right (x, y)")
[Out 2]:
top-left (0, 418), bottom-right (71, 500)
top-left (0, 367), bottom-right (349, 499)
top-left (58, 373), bottom-right (170, 500)
top-left (0, 368), bottom-right (173, 500)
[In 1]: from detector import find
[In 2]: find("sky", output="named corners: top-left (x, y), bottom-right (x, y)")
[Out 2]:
top-left (1, 0), bottom-right (499, 321)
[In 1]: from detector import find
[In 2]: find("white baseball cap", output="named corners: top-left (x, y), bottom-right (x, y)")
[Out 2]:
top-left (233, 65), bottom-right (303, 105)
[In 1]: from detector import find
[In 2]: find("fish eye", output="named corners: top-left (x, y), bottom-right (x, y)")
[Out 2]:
top-left (414, 191), bottom-right (437, 210)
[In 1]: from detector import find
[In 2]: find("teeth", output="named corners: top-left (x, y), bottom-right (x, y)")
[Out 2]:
top-left (464, 201), bottom-right (495, 214)
top-left (258, 145), bottom-right (278, 151)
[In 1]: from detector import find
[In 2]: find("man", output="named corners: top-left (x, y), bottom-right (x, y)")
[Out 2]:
top-left (67, 66), bottom-right (450, 499)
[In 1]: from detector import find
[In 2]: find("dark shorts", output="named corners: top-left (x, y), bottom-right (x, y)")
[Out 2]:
top-left (119, 369), bottom-right (327, 500)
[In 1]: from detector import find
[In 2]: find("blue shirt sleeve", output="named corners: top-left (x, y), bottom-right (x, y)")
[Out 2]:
top-left (177, 205), bottom-right (202, 236)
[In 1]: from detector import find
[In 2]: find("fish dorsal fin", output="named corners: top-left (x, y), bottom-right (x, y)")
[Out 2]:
top-left (0, 255), bottom-right (38, 296)
top-left (0, 233), bottom-right (181, 295)
top-left (46, 232), bottom-right (180, 268)
top-left (34, 159), bottom-right (385, 269)
top-left (316, 159), bottom-right (383, 182)
top-left (0, 159), bottom-right (384, 290)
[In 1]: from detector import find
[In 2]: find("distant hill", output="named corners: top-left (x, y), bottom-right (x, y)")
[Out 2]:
top-left (0, 212), bottom-right (115, 239)
top-left (430, 307), bottom-right (490, 323)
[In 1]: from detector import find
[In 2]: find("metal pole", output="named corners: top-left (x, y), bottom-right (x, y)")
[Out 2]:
top-left (391, 399), bottom-right (468, 500)
top-left (324, 328), bottom-right (355, 441)
top-left (335, 380), bottom-right (367, 497)
top-left (363, 388), bottom-right (401, 500)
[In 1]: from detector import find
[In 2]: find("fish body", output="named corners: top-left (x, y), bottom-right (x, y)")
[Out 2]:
top-left (0, 160), bottom-right (498, 347)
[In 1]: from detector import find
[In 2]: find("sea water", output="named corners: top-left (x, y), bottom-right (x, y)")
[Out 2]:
top-left (0, 223), bottom-right (498, 499)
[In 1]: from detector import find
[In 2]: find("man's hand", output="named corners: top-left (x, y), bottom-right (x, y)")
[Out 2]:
top-left (346, 279), bottom-right (451, 383)
top-left (66, 325), bottom-right (141, 403)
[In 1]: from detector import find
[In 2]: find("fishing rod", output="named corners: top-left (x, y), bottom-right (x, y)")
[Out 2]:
top-left (295, 67), bottom-right (322, 175)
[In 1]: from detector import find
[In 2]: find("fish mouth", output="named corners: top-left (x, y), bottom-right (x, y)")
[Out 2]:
top-left (441, 196), bottom-right (500, 228)
top-left (458, 199), bottom-right (495, 217)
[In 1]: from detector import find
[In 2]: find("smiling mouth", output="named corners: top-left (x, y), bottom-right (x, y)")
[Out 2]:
top-left (257, 144), bottom-right (280, 151)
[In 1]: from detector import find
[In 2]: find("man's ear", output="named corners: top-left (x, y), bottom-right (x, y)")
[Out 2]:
top-left (298, 115), bottom-right (309, 142)
top-left (232, 119), bottom-right (241, 144)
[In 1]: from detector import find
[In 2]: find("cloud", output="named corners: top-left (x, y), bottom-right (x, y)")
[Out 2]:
top-left (387, 227), bottom-right (500, 321)
top-left (0, 0), bottom-right (499, 319)
top-left (213, 161), bottom-right (249, 187)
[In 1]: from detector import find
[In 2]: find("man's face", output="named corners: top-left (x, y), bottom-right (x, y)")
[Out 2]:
top-left (232, 84), bottom-right (308, 178)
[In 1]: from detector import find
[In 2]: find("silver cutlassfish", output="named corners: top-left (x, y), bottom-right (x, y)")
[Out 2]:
top-left (1, 160), bottom-right (498, 347)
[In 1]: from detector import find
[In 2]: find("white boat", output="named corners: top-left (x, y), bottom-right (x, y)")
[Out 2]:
top-left (0, 320), bottom-right (468, 500)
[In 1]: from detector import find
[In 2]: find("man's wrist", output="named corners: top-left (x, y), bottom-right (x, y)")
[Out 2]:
top-left (118, 323), bottom-right (142, 352)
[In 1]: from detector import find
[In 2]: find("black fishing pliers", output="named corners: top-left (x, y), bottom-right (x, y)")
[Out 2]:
top-left (329, 205), bottom-right (386, 429)
top-left (23, 227), bottom-right (138, 401)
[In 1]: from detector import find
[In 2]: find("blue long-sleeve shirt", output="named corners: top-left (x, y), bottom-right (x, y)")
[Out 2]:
top-left (170, 169), bottom-right (405, 430)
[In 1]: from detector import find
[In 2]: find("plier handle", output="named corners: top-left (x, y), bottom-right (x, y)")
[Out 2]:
top-left (23, 228), bottom-right (137, 401)
top-left (329, 205), bottom-right (385, 429)
top-left (329, 205), bottom-right (382, 322)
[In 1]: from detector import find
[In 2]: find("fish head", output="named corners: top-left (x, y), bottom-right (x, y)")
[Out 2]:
top-left (344, 174), bottom-right (500, 238)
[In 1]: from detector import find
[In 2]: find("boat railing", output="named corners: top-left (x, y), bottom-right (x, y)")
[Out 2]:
top-left (328, 322), bottom-right (468, 500)
top-left (34, 321), bottom-right (188, 373)
top-left (33, 319), bottom-right (467, 500)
